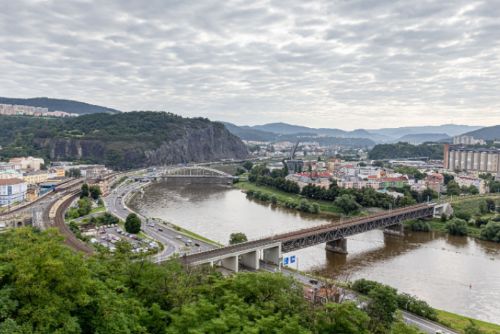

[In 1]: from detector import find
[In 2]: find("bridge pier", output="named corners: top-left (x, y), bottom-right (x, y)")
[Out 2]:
top-left (240, 251), bottom-right (260, 270)
top-left (325, 238), bottom-right (348, 254)
top-left (262, 245), bottom-right (281, 266)
top-left (221, 256), bottom-right (239, 272)
top-left (383, 223), bottom-right (405, 237)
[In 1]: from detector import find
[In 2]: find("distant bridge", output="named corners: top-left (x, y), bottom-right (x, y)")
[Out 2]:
top-left (179, 203), bottom-right (449, 272)
top-left (152, 166), bottom-right (235, 184)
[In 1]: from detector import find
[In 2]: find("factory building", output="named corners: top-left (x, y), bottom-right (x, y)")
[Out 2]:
top-left (444, 144), bottom-right (500, 174)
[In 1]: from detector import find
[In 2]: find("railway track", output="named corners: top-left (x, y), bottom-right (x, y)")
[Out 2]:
top-left (50, 190), bottom-right (93, 254)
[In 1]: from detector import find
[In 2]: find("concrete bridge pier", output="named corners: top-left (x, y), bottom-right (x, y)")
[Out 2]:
top-left (383, 223), bottom-right (405, 237)
top-left (221, 256), bottom-right (239, 272)
top-left (325, 238), bottom-right (348, 254)
top-left (262, 245), bottom-right (281, 266)
top-left (240, 251), bottom-right (260, 270)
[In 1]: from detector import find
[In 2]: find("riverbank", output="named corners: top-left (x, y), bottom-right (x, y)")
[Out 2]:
top-left (235, 180), bottom-right (374, 217)
top-left (406, 195), bottom-right (500, 242)
top-left (435, 309), bottom-right (500, 334)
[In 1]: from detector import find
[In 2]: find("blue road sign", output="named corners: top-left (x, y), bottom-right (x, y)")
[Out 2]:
top-left (290, 255), bottom-right (296, 264)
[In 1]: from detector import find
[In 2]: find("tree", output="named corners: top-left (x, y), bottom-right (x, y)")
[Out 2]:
top-left (366, 285), bottom-right (399, 333)
top-left (445, 218), bottom-right (468, 236)
top-left (80, 183), bottom-right (89, 198)
top-left (77, 197), bottom-right (92, 217)
top-left (65, 168), bottom-right (81, 178)
top-left (446, 180), bottom-right (461, 196)
top-left (334, 194), bottom-right (361, 215)
top-left (125, 213), bottom-right (141, 234)
top-left (315, 302), bottom-right (370, 334)
top-left (229, 232), bottom-right (248, 245)
top-left (242, 161), bottom-right (253, 171)
top-left (89, 185), bottom-right (102, 200)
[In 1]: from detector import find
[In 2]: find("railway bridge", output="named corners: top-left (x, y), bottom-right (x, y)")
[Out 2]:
top-left (181, 203), bottom-right (446, 272)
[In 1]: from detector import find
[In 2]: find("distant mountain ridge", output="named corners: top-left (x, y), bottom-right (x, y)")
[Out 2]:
top-left (223, 122), bottom-right (482, 144)
top-left (0, 97), bottom-right (121, 115)
top-left (394, 133), bottom-right (450, 144)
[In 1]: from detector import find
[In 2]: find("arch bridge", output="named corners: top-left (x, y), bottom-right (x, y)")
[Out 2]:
top-left (156, 166), bottom-right (234, 184)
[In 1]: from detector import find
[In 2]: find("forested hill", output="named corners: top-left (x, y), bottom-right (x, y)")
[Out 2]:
top-left (462, 125), bottom-right (500, 141)
top-left (0, 112), bottom-right (248, 169)
top-left (0, 97), bottom-right (120, 115)
top-left (368, 142), bottom-right (444, 160)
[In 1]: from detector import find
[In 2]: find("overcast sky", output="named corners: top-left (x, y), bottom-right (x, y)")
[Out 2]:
top-left (1, 0), bottom-right (499, 129)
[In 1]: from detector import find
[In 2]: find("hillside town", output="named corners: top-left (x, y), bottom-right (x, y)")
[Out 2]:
top-left (0, 103), bottom-right (78, 118)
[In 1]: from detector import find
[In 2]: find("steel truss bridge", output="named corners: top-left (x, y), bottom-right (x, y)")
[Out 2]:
top-left (278, 203), bottom-right (434, 252)
top-left (182, 203), bottom-right (436, 268)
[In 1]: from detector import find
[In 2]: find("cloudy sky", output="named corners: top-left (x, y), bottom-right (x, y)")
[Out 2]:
top-left (1, 0), bottom-right (499, 129)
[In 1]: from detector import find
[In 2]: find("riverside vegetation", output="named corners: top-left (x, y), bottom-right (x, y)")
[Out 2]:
top-left (407, 197), bottom-right (500, 243)
top-left (1, 228), bottom-right (429, 334)
top-left (238, 164), bottom-right (433, 216)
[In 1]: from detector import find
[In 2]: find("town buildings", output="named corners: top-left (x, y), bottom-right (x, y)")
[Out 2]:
top-left (0, 103), bottom-right (78, 117)
top-left (444, 144), bottom-right (500, 174)
top-left (452, 135), bottom-right (486, 146)
top-left (0, 178), bottom-right (28, 206)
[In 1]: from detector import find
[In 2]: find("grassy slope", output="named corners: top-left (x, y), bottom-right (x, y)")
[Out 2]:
top-left (436, 309), bottom-right (500, 334)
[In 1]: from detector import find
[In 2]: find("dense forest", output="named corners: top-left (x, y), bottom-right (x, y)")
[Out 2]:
top-left (368, 142), bottom-right (444, 160)
top-left (0, 112), bottom-right (248, 169)
top-left (0, 228), bottom-right (424, 333)
top-left (0, 97), bottom-right (120, 115)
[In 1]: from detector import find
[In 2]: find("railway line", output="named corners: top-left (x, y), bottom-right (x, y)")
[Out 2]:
top-left (49, 190), bottom-right (93, 254)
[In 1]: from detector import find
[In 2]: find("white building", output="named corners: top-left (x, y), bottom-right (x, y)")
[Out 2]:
top-left (0, 178), bottom-right (28, 206)
top-left (9, 157), bottom-right (45, 171)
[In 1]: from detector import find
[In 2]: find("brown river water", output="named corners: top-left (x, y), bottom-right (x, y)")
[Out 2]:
top-left (129, 183), bottom-right (500, 324)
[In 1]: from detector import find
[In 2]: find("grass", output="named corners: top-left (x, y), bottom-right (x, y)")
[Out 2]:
top-left (234, 181), bottom-right (356, 217)
top-left (435, 309), bottom-right (500, 334)
top-left (89, 205), bottom-right (105, 214)
top-left (151, 218), bottom-right (223, 247)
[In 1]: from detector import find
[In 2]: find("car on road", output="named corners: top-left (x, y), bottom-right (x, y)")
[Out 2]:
top-left (309, 279), bottom-right (319, 285)
top-left (158, 228), bottom-right (163, 232)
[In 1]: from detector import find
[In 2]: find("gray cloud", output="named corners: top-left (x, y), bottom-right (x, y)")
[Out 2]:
top-left (0, 0), bottom-right (499, 129)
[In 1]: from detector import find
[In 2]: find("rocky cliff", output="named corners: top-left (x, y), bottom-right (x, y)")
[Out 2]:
top-left (1, 112), bottom-right (248, 169)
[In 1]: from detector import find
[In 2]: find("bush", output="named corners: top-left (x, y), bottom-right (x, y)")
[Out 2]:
top-left (445, 218), bottom-right (468, 236)
top-left (455, 211), bottom-right (472, 222)
top-left (408, 220), bottom-right (431, 232)
top-left (480, 221), bottom-right (500, 242)
top-left (229, 232), bottom-right (248, 245)
top-left (474, 216), bottom-right (489, 228)
top-left (270, 195), bottom-right (278, 205)
top-left (397, 293), bottom-right (437, 321)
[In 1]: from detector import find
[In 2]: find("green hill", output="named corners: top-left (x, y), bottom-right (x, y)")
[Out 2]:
top-left (0, 112), bottom-right (248, 169)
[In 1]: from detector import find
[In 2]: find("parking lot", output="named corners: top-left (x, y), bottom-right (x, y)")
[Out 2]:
top-left (83, 224), bottom-right (160, 253)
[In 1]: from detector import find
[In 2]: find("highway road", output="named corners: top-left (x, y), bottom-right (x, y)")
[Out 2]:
top-left (103, 178), bottom-right (217, 261)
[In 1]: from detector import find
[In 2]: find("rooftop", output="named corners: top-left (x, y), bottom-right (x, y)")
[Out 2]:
top-left (0, 178), bottom-right (25, 186)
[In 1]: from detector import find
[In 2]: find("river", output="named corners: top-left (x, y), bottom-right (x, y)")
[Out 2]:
top-left (129, 182), bottom-right (500, 324)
